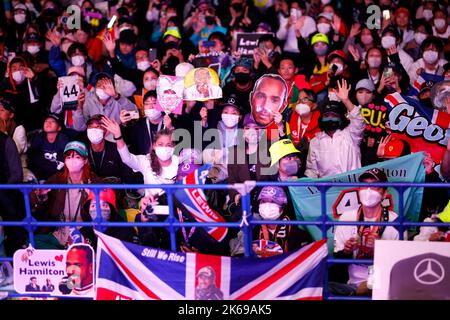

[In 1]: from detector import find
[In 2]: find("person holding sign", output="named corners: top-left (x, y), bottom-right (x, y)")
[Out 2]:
top-left (72, 72), bottom-right (138, 134)
top-left (330, 168), bottom-right (403, 297)
top-left (184, 67), bottom-right (222, 100)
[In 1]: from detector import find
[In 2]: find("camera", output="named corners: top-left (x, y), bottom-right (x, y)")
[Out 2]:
top-left (142, 204), bottom-right (157, 221)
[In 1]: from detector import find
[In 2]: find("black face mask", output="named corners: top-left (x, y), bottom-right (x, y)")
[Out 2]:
top-left (234, 72), bottom-right (251, 84)
top-left (231, 3), bottom-right (242, 12)
top-left (420, 98), bottom-right (433, 108)
top-left (320, 119), bottom-right (341, 133)
top-left (205, 16), bottom-right (215, 25)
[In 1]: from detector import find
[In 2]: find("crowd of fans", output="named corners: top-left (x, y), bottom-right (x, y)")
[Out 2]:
top-left (0, 0), bottom-right (449, 296)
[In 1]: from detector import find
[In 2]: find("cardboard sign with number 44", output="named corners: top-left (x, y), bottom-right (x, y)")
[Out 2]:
top-left (59, 76), bottom-right (81, 110)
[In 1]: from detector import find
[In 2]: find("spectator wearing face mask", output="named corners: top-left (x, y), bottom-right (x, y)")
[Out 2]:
top-left (102, 117), bottom-right (178, 203)
top-left (121, 90), bottom-right (173, 156)
top-left (268, 139), bottom-right (304, 218)
top-left (2, 56), bottom-right (47, 132)
top-left (403, 21), bottom-right (433, 61)
top-left (415, 0), bottom-right (438, 22)
top-left (22, 33), bottom-right (49, 77)
top-left (330, 168), bottom-right (405, 297)
top-left (72, 72), bottom-right (138, 134)
top-left (80, 189), bottom-right (136, 249)
top-left (252, 186), bottom-right (311, 258)
top-left (5, 3), bottom-right (30, 52)
top-left (215, 95), bottom-right (244, 156)
top-left (253, 33), bottom-right (280, 77)
top-left (380, 26), bottom-right (414, 72)
top-left (49, 41), bottom-right (97, 84)
top-left (190, 6), bottom-right (227, 47)
top-left (84, 114), bottom-right (138, 183)
top-left (305, 79), bottom-right (365, 178)
top-left (30, 141), bottom-right (102, 238)
top-left (286, 89), bottom-right (321, 157)
top-left (276, 1), bottom-right (317, 54)
top-left (408, 36), bottom-right (447, 85)
top-left (432, 8), bottom-right (450, 40)
top-left (222, 57), bottom-right (255, 113)
top-left (227, 114), bottom-right (274, 220)
top-left (159, 28), bottom-right (186, 75)
top-left (344, 25), bottom-right (380, 67)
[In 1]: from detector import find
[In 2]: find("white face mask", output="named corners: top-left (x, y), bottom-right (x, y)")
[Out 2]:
top-left (356, 91), bottom-right (373, 106)
top-left (89, 208), bottom-right (111, 221)
top-left (155, 146), bottom-right (174, 161)
top-left (14, 13), bottom-right (26, 24)
top-left (27, 45), bottom-right (40, 55)
top-left (65, 158), bottom-right (85, 173)
top-left (295, 103), bottom-right (311, 116)
top-left (321, 0), bottom-right (331, 4)
top-left (144, 108), bottom-right (162, 121)
top-left (71, 55), bottom-right (85, 67)
top-left (144, 79), bottom-right (157, 91)
top-left (434, 18), bottom-right (446, 30)
top-left (96, 88), bottom-right (110, 100)
top-left (423, 9), bottom-right (433, 21)
top-left (221, 114), bottom-right (240, 128)
top-left (381, 36), bottom-right (396, 49)
top-left (328, 92), bottom-right (341, 102)
top-left (87, 128), bottom-right (104, 144)
top-left (317, 23), bottom-right (331, 34)
top-left (423, 50), bottom-right (439, 64)
top-left (414, 32), bottom-right (427, 45)
top-left (12, 70), bottom-right (25, 83)
top-left (358, 188), bottom-right (383, 208)
top-left (259, 203), bottom-right (282, 220)
top-left (137, 60), bottom-right (151, 71)
top-left (367, 57), bottom-right (382, 68)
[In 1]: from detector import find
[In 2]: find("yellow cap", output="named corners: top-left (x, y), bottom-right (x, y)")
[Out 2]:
top-left (269, 139), bottom-right (300, 166)
top-left (311, 33), bottom-right (329, 46)
top-left (438, 200), bottom-right (450, 223)
top-left (163, 27), bottom-right (182, 40)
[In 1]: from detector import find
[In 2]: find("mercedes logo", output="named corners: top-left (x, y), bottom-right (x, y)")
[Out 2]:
top-left (413, 258), bottom-right (445, 285)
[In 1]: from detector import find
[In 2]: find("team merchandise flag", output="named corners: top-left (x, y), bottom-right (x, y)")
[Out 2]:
top-left (95, 232), bottom-right (328, 300)
top-left (289, 153), bottom-right (426, 250)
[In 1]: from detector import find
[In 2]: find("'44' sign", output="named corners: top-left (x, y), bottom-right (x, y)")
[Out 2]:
top-left (332, 188), bottom-right (394, 219)
top-left (59, 75), bottom-right (81, 110)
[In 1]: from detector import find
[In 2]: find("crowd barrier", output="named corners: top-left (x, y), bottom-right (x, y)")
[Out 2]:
top-left (1, 181), bottom-right (450, 300)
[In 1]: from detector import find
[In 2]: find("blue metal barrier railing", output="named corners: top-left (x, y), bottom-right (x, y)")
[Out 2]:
top-left (0, 181), bottom-right (449, 300)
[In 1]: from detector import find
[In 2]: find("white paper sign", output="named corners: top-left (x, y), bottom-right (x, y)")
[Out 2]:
top-left (59, 76), bottom-right (80, 110)
top-left (14, 244), bottom-right (95, 298)
top-left (372, 240), bottom-right (450, 300)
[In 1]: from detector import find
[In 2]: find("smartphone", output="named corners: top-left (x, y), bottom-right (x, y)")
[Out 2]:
top-left (107, 15), bottom-right (117, 31)
top-left (382, 10), bottom-right (390, 20)
top-left (383, 67), bottom-right (393, 79)
top-left (126, 110), bottom-right (140, 120)
top-left (148, 48), bottom-right (157, 62)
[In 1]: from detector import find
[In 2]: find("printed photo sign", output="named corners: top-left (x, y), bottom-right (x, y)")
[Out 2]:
top-left (183, 67), bottom-right (222, 101)
top-left (14, 244), bottom-right (95, 298)
top-left (236, 32), bottom-right (273, 57)
top-left (59, 75), bottom-right (80, 110)
top-left (156, 75), bottom-right (184, 115)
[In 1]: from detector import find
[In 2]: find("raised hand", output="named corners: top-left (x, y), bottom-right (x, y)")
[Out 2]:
top-left (102, 78), bottom-right (117, 98)
top-left (337, 79), bottom-right (351, 101)
top-left (101, 116), bottom-right (121, 139)
top-left (349, 23), bottom-right (361, 38)
top-left (46, 28), bottom-right (61, 47)
top-left (348, 44), bottom-right (360, 62)
top-left (103, 32), bottom-right (116, 57)
top-left (377, 134), bottom-right (392, 158)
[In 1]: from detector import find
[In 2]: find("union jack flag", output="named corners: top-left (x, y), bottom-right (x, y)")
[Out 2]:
top-left (94, 232), bottom-right (328, 300)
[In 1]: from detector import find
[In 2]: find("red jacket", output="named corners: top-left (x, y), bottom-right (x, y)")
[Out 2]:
top-left (288, 110), bottom-right (321, 147)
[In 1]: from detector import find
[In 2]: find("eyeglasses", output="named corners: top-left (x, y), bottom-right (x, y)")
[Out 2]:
top-left (298, 97), bottom-right (315, 104)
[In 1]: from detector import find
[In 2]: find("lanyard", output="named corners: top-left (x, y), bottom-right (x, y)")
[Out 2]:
top-left (177, 208), bottom-right (195, 245)
top-left (66, 188), bottom-right (82, 222)
top-left (89, 147), bottom-right (105, 172)
top-left (146, 118), bottom-right (163, 149)
top-left (357, 206), bottom-right (389, 239)
top-left (297, 117), bottom-right (308, 138)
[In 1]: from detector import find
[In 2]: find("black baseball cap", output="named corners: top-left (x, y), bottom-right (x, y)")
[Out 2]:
top-left (45, 112), bottom-right (64, 128)
top-left (220, 94), bottom-right (243, 114)
top-left (358, 168), bottom-right (388, 183)
top-left (0, 98), bottom-right (15, 113)
top-left (86, 114), bottom-right (105, 126)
